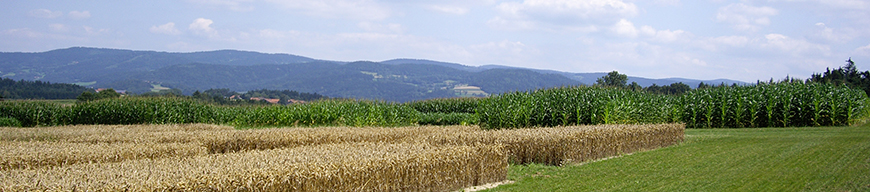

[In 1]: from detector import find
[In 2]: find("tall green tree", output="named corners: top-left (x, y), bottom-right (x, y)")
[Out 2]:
top-left (596, 71), bottom-right (628, 88)
top-left (627, 82), bottom-right (642, 91)
top-left (76, 91), bottom-right (97, 102)
top-left (97, 88), bottom-right (122, 99)
top-left (809, 58), bottom-right (870, 96)
top-left (77, 89), bottom-right (122, 102)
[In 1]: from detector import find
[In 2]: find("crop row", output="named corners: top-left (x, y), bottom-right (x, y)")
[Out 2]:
top-left (2, 82), bottom-right (866, 129)
top-left (0, 97), bottom-right (420, 128)
top-left (2, 142), bottom-right (506, 191)
top-left (680, 82), bottom-right (867, 128)
top-left (232, 99), bottom-right (419, 127)
top-left (411, 82), bottom-right (868, 129)
top-left (403, 97), bottom-right (481, 114)
top-left (475, 86), bottom-right (680, 129)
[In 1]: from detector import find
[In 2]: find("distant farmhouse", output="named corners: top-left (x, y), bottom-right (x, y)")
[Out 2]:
top-left (248, 97), bottom-right (305, 104)
top-left (96, 88), bottom-right (126, 95)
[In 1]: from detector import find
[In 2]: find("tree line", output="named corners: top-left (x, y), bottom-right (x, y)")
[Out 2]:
top-left (0, 78), bottom-right (92, 100)
top-left (595, 57), bottom-right (867, 96)
top-left (595, 71), bottom-right (692, 95)
top-left (808, 58), bottom-right (870, 96)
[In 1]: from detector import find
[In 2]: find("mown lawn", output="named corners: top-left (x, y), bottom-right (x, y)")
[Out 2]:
top-left (486, 126), bottom-right (870, 192)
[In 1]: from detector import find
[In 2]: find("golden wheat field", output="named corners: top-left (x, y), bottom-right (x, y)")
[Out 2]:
top-left (0, 123), bottom-right (683, 191)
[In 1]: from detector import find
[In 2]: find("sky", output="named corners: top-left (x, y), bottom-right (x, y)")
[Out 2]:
top-left (2, 0), bottom-right (869, 82)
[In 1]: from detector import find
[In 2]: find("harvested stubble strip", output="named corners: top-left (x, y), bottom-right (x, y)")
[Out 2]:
top-left (0, 141), bottom-right (206, 171)
top-left (0, 142), bottom-right (507, 192)
top-left (0, 124), bottom-right (234, 143)
top-left (415, 124), bottom-right (685, 165)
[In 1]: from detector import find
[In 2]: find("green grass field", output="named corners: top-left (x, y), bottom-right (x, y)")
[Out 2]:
top-left (486, 126), bottom-right (870, 192)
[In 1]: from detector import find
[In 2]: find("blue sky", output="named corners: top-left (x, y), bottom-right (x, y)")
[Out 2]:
top-left (2, 0), bottom-right (869, 82)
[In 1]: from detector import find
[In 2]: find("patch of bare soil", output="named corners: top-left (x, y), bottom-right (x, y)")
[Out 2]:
top-left (460, 180), bottom-right (514, 192)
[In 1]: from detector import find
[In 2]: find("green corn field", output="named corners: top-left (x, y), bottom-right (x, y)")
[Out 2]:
top-left (0, 100), bottom-right (63, 127)
top-left (232, 99), bottom-right (420, 128)
top-left (404, 97), bottom-right (481, 114)
top-left (681, 81), bottom-right (868, 128)
top-left (1, 97), bottom-right (420, 128)
top-left (2, 81), bottom-right (867, 129)
top-left (476, 86), bottom-right (680, 129)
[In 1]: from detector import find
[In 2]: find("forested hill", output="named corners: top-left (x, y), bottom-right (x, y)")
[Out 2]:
top-left (0, 47), bottom-right (316, 84)
top-left (0, 78), bottom-right (91, 99)
top-left (136, 61), bottom-right (579, 102)
top-left (0, 47), bottom-right (744, 102)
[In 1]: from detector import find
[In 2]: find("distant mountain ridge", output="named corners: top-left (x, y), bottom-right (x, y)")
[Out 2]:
top-left (0, 47), bottom-right (746, 101)
top-left (379, 59), bottom-right (746, 87)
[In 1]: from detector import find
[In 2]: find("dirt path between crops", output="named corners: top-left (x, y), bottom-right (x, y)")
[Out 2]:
top-left (460, 180), bottom-right (514, 192)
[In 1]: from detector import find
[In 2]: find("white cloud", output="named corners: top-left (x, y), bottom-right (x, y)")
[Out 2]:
top-left (488, 16), bottom-right (544, 31)
top-left (809, 22), bottom-right (858, 43)
top-left (855, 44), bottom-right (870, 56)
top-left (491, 0), bottom-right (638, 31)
top-left (150, 22), bottom-right (182, 35)
top-left (263, 0), bottom-right (390, 20)
top-left (653, 0), bottom-right (681, 6)
top-left (679, 55), bottom-right (708, 67)
top-left (68, 11), bottom-right (91, 20)
top-left (257, 29), bottom-right (290, 39)
top-left (29, 9), bottom-right (63, 19)
top-left (716, 3), bottom-right (778, 32)
top-left (1, 28), bottom-right (85, 41)
top-left (225, 28), bottom-right (476, 63)
top-left (497, 0), bottom-right (638, 20)
top-left (612, 19), bottom-right (638, 38)
top-left (471, 40), bottom-right (526, 54)
top-left (2, 28), bottom-right (42, 38)
top-left (189, 18), bottom-right (218, 38)
top-left (335, 33), bottom-right (404, 43)
top-left (188, 0), bottom-right (255, 11)
top-left (189, 18), bottom-right (214, 32)
top-left (637, 25), bottom-right (689, 43)
top-left (357, 22), bottom-right (404, 34)
top-left (572, 41), bottom-right (716, 79)
top-left (652, 29), bottom-right (688, 43)
top-left (640, 26), bottom-right (656, 37)
top-left (467, 40), bottom-right (537, 66)
top-left (760, 33), bottom-right (830, 56)
top-left (418, 1), bottom-right (497, 15)
top-left (426, 5), bottom-right (469, 15)
top-left (708, 36), bottom-right (750, 48)
top-left (693, 33), bottom-right (827, 58)
top-left (250, 29), bottom-right (304, 44)
top-left (805, 0), bottom-right (868, 10)
top-left (49, 24), bottom-right (69, 32)
top-left (83, 26), bottom-right (111, 35)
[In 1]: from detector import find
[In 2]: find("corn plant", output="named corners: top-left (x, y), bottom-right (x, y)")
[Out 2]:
top-left (0, 101), bottom-right (63, 127)
top-left (232, 99), bottom-right (421, 128)
top-left (404, 97), bottom-right (480, 114)
top-left (60, 97), bottom-right (220, 125)
top-left (477, 86), bottom-right (679, 129)
top-left (681, 81), bottom-right (867, 128)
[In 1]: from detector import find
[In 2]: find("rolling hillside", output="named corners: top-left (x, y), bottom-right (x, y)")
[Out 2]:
top-left (0, 47), bottom-right (745, 101)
